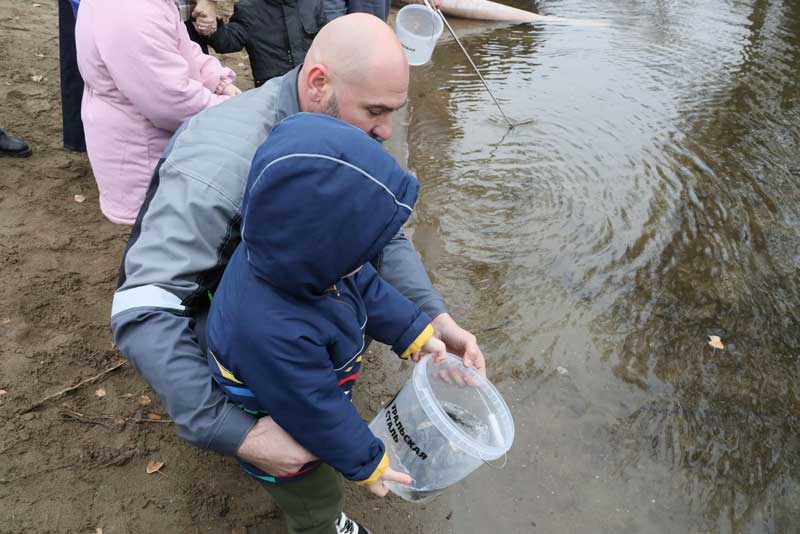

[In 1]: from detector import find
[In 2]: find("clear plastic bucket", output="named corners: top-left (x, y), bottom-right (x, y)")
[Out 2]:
top-left (395, 4), bottom-right (444, 66)
top-left (368, 354), bottom-right (515, 502)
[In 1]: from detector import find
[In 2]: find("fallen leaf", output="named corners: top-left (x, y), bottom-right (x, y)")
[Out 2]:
top-left (146, 413), bottom-right (162, 421)
top-left (74, 194), bottom-right (86, 203)
top-left (146, 460), bottom-right (164, 474)
top-left (708, 335), bottom-right (724, 350)
top-left (35, 53), bottom-right (44, 58)
top-left (556, 366), bottom-right (568, 375)
top-left (138, 395), bottom-right (152, 406)
top-left (31, 74), bottom-right (43, 83)
top-left (95, 388), bottom-right (107, 398)
top-left (33, 3), bottom-right (42, 6)
top-left (95, 528), bottom-right (103, 534)
top-left (0, 389), bottom-right (7, 396)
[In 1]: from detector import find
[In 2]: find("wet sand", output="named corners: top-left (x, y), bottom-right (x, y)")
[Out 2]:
top-left (0, 3), bottom-right (458, 532)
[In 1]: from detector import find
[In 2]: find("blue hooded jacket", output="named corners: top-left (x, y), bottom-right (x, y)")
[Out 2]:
top-left (206, 113), bottom-right (434, 485)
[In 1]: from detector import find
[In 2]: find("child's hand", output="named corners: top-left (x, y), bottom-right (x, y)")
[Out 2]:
top-left (192, 0), bottom-right (218, 36)
top-left (222, 84), bottom-right (242, 96)
top-left (411, 335), bottom-right (447, 364)
top-left (367, 466), bottom-right (413, 497)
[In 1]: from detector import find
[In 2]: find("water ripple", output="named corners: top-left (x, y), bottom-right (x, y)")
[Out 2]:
top-left (406, 0), bottom-right (800, 530)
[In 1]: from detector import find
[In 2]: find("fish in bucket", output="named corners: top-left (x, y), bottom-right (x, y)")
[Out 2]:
top-left (368, 353), bottom-right (515, 501)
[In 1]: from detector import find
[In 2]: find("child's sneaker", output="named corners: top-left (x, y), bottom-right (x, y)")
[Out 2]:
top-left (335, 512), bottom-right (371, 534)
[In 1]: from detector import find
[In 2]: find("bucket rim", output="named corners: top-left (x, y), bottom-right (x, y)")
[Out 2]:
top-left (412, 354), bottom-right (514, 461)
top-left (396, 4), bottom-right (444, 37)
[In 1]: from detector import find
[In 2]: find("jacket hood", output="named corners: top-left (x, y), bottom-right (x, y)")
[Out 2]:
top-left (241, 113), bottom-right (419, 298)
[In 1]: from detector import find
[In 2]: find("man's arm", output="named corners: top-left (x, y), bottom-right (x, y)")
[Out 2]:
top-left (376, 230), bottom-right (448, 318)
top-left (111, 308), bottom-right (254, 454)
top-left (112, 304), bottom-right (318, 472)
top-left (376, 230), bottom-right (486, 375)
top-left (111, 148), bottom-right (254, 454)
top-left (355, 262), bottom-right (434, 356)
top-left (110, 109), bottom-right (316, 468)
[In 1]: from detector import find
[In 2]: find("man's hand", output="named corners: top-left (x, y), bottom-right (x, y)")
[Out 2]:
top-left (222, 84), bottom-right (242, 97)
top-left (431, 313), bottom-right (486, 377)
top-left (236, 416), bottom-right (317, 476)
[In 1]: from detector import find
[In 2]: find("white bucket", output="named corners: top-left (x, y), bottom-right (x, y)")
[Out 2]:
top-left (395, 4), bottom-right (444, 66)
top-left (368, 354), bottom-right (515, 502)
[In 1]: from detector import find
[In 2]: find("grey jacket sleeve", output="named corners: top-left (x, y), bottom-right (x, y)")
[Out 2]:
top-left (108, 93), bottom-right (279, 455)
top-left (110, 150), bottom-right (259, 455)
top-left (377, 231), bottom-right (448, 319)
top-left (111, 308), bottom-right (255, 455)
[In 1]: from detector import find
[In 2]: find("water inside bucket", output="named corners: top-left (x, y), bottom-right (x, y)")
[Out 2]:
top-left (395, 4), bottom-right (444, 66)
top-left (400, 10), bottom-right (438, 37)
top-left (368, 354), bottom-right (514, 502)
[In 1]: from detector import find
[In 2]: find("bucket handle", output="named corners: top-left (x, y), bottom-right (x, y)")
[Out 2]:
top-left (421, 1), bottom-right (439, 48)
top-left (480, 451), bottom-right (508, 470)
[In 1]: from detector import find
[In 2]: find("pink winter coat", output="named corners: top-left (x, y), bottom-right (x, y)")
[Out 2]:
top-left (76, 0), bottom-right (236, 225)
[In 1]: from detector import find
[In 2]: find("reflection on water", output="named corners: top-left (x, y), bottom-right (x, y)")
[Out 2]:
top-left (404, 0), bottom-right (800, 531)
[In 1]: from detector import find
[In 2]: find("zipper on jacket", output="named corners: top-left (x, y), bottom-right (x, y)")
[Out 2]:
top-left (326, 284), bottom-right (341, 297)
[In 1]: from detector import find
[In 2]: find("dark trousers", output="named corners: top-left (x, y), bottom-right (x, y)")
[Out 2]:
top-left (260, 464), bottom-right (343, 534)
top-left (58, 0), bottom-right (86, 151)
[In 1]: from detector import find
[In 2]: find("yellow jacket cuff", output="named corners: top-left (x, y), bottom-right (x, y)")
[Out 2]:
top-left (400, 323), bottom-right (435, 359)
top-left (357, 452), bottom-right (389, 486)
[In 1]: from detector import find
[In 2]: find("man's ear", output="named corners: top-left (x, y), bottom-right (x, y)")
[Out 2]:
top-left (304, 64), bottom-right (329, 104)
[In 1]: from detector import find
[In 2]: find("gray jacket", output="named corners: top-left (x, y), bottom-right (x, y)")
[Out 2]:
top-left (110, 66), bottom-right (448, 456)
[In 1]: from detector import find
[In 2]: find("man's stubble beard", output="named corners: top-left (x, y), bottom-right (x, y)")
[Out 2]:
top-left (321, 90), bottom-right (383, 141)
top-left (322, 90), bottom-right (341, 120)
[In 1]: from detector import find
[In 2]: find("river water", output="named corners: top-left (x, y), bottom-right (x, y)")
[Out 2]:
top-left (398, 0), bottom-right (800, 531)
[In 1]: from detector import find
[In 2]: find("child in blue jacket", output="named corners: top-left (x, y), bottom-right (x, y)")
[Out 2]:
top-left (206, 112), bottom-right (446, 534)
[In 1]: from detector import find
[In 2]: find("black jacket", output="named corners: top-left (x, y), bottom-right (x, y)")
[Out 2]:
top-left (204, 0), bottom-right (325, 86)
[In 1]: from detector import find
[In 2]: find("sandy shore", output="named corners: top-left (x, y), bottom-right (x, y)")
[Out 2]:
top-left (0, 2), bottom-right (455, 532)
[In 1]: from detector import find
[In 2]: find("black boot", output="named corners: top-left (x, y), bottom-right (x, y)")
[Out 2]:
top-left (0, 130), bottom-right (32, 157)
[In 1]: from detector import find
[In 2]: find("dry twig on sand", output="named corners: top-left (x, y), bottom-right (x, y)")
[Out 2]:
top-left (59, 409), bottom-right (174, 427)
top-left (19, 360), bottom-right (128, 415)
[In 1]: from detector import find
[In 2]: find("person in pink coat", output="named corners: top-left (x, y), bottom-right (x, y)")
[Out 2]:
top-left (76, 0), bottom-right (241, 225)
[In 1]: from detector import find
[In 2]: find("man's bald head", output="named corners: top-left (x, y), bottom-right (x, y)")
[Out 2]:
top-left (298, 14), bottom-right (410, 141)
top-left (305, 13), bottom-right (408, 85)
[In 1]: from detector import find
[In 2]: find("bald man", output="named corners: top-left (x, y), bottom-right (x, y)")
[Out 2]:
top-left (111, 14), bottom-right (483, 531)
